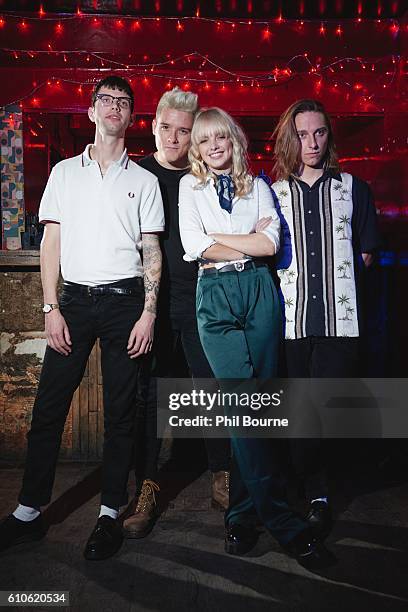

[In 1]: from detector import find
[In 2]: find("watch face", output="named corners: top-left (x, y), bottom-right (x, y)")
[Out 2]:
top-left (42, 304), bottom-right (52, 313)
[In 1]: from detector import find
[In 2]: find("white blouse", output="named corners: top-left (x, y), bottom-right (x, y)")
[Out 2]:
top-left (178, 174), bottom-right (280, 264)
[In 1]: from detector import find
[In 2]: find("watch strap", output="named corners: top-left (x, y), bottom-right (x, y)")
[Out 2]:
top-left (42, 303), bottom-right (60, 313)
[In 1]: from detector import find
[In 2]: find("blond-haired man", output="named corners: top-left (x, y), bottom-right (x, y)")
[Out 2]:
top-left (123, 88), bottom-right (230, 538)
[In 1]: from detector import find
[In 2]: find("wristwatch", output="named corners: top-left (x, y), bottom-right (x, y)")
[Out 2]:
top-left (42, 303), bottom-right (60, 313)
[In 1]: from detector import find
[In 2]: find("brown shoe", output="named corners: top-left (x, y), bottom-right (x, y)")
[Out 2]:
top-left (122, 479), bottom-right (160, 539)
top-left (211, 470), bottom-right (229, 511)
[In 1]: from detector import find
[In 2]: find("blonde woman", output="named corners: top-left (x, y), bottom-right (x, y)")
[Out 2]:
top-left (179, 107), bottom-right (334, 568)
top-left (180, 107), bottom-right (281, 378)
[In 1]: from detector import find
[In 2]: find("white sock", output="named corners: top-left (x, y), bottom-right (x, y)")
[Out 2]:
top-left (311, 497), bottom-right (328, 505)
top-left (13, 504), bottom-right (40, 522)
top-left (99, 505), bottom-right (118, 520)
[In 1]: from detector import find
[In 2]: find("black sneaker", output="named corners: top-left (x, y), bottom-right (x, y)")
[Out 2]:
top-left (0, 514), bottom-right (46, 552)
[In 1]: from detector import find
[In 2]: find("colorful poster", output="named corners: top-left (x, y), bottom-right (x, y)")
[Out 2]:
top-left (0, 104), bottom-right (24, 249)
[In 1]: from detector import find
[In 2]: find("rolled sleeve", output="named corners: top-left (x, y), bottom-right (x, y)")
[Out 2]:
top-left (256, 178), bottom-right (281, 252)
top-left (179, 175), bottom-right (216, 261)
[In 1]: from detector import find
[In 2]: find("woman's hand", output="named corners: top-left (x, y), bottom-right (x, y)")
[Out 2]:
top-left (255, 216), bottom-right (272, 233)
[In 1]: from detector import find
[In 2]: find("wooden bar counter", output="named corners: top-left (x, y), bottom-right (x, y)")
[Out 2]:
top-left (0, 250), bottom-right (103, 462)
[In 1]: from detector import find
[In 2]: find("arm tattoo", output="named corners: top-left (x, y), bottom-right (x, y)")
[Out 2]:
top-left (141, 233), bottom-right (162, 315)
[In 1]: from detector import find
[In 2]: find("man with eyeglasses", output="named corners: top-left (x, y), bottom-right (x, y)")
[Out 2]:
top-left (0, 76), bottom-right (165, 561)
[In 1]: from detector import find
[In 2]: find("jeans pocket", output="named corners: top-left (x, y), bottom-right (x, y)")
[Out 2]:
top-left (59, 292), bottom-right (76, 307)
top-left (115, 293), bottom-right (145, 309)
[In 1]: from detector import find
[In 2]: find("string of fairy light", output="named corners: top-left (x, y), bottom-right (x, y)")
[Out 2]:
top-left (1, 55), bottom-right (401, 113)
top-left (0, 11), bottom-right (402, 41)
top-left (0, 10), bottom-right (403, 28)
top-left (0, 12), bottom-right (404, 111)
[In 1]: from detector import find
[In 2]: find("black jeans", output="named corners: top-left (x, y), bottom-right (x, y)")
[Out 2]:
top-left (135, 312), bottom-right (230, 481)
top-left (285, 336), bottom-right (360, 499)
top-left (19, 280), bottom-right (145, 510)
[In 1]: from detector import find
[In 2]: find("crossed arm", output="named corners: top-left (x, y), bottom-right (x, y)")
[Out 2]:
top-left (202, 217), bottom-right (276, 261)
top-left (179, 176), bottom-right (279, 263)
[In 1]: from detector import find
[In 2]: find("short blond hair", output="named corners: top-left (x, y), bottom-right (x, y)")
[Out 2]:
top-left (189, 107), bottom-right (253, 198)
top-left (156, 87), bottom-right (199, 120)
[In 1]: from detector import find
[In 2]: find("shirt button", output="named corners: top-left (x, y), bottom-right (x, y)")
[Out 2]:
top-left (312, 273), bottom-right (316, 278)
top-left (312, 294), bottom-right (317, 299)
top-left (311, 252), bottom-right (315, 256)
top-left (308, 210), bottom-right (312, 214)
top-left (309, 231), bottom-right (314, 235)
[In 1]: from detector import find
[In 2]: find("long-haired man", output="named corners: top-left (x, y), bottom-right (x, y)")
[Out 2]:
top-left (272, 99), bottom-right (381, 535)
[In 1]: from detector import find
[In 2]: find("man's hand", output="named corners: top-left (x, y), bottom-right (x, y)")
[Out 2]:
top-left (255, 216), bottom-right (272, 232)
top-left (45, 309), bottom-right (72, 356)
top-left (127, 310), bottom-right (156, 359)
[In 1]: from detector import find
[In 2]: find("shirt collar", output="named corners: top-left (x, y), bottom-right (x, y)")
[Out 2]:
top-left (290, 169), bottom-right (342, 188)
top-left (81, 144), bottom-right (129, 169)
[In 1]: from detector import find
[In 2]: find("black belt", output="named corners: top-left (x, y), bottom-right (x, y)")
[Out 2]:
top-left (63, 278), bottom-right (143, 296)
top-left (198, 261), bottom-right (268, 277)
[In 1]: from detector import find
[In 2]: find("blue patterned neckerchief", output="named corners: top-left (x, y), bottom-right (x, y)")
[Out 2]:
top-left (214, 173), bottom-right (235, 214)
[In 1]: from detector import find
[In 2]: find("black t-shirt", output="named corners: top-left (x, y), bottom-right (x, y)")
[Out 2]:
top-left (137, 154), bottom-right (198, 316)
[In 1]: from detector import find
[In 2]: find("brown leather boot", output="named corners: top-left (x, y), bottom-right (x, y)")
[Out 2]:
top-left (211, 470), bottom-right (229, 511)
top-left (122, 479), bottom-right (160, 539)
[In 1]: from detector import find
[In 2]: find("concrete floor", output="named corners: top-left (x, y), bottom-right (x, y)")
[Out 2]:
top-left (0, 443), bottom-right (407, 612)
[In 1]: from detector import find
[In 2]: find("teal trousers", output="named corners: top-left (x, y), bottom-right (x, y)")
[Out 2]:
top-left (196, 265), bottom-right (308, 545)
top-left (196, 265), bottom-right (280, 378)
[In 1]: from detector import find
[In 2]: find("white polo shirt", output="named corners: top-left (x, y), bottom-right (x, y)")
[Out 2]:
top-left (39, 145), bottom-right (165, 286)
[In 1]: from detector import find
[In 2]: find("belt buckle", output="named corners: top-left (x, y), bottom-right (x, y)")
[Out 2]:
top-left (234, 261), bottom-right (245, 272)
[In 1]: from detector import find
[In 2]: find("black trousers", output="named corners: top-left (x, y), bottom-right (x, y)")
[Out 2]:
top-left (285, 336), bottom-right (360, 499)
top-left (19, 281), bottom-right (145, 510)
top-left (135, 312), bottom-right (230, 481)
